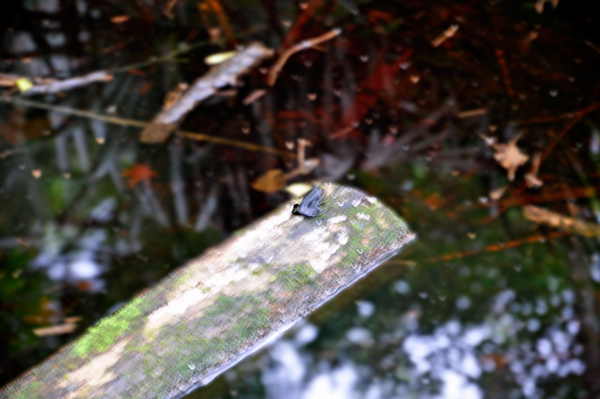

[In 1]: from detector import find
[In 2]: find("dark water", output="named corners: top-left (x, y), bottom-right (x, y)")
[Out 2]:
top-left (1, 0), bottom-right (600, 398)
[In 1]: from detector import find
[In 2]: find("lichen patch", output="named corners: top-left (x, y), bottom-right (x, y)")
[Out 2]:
top-left (309, 241), bottom-right (341, 273)
top-left (146, 288), bottom-right (208, 331)
top-left (327, 215), bottom-right (347, 224)
top-left (337, 229), bottom-right (349, 245)
top-left (357, 212), bottom-right (370, 220)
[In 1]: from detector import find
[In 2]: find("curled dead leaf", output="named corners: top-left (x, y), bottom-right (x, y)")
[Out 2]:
top-left (489, 185), bottom-right (507, 200)
top-left (110, 15), bottom-right (130, 23)
top-left (251, 169), bottom-right (286, 193)
top-left (492, 133), bottom-right (529, 181)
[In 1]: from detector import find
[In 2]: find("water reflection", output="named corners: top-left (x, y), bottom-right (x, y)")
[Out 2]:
top-left (208, 280), bottom-right (586, 399)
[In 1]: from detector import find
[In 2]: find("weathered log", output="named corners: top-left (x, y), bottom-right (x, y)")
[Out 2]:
top-left (0, 184), bottom-right (414, 399)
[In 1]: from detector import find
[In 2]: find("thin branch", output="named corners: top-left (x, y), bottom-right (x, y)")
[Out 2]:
top-left (514, 101), bottom-right (600, 125)
top-left (177, 131), bottom-right (293, 159)
top-left (457, 108), bottom-right (486, 118)
top-left (0, 95), bottom-right (291, 159)
top-left (425, 232), bottom-right (562, 263)
top-left (163, 0), bottom-right (179, 18)
top-left (494, 48), bottom-right (515, 97)
top-left (267, 28), bottom-right (341, 86)
top-left (1, 27), bottom-right (268, 96)
top-left (21, 71), bottom-right (113, 96)
top-left (431, 24), bottom-right (459, 48)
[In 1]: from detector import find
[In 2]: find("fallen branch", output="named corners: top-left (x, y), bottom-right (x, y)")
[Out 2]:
top-left (0, 95), bottom-right (291, 159)
top-left (425, 232), bottom-right (561, 263)
top-left (523, 205), bottom-right (600, 238)
top-left (140, 42), bottom-right (274, 144)
top-left (20, 71), bottom-right (113, 96)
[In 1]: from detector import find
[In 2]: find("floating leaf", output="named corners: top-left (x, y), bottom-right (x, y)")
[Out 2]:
top-left (285, 183), bottom-right (313, 198)
top-left (205, 51), bottom-right (237, 65)
top-left (16, 77), bottom-right (34, 92)
top-left (121, 164), bottom-right (159, 189)
top-left (251, 169), bottom-right (286, 193)
top-left (110, 15), bottom-right (130, 23)
top-left (492, 134), bottom-right (528, 181)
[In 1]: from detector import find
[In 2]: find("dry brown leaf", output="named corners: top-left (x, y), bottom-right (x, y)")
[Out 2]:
top-left (493, 133), bottom-right (529, 181)
top-left (423, 193), bottom-right (443, 211)
top-left (110, 15), bottom-right (130, 23)
top-left (251, 169), bottom-right (286, 193)
top-left (489, 185), bottom-right (507, 200)
top-left (121, 164), bottom-right (159, 189)
top-left (250, 138), bottom-right (320, 193)
top-left (523, 205), bottom-right (600, 237)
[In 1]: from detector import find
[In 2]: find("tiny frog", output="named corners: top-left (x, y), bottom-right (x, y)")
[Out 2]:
top-left (292, 186), bottom-right (324, 217)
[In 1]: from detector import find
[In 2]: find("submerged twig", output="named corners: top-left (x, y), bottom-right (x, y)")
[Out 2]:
top-left (515, 101), bottom-right (600, 125)
top-left (1, 27), bottom-right (268, 97)
top-left (140, 42), bottom-right (274, 144)
top-left (178, 131), bottom-right (292, 159)
top-left (457, 108), bottom-right (486, 118)
top-left (523, 205), bottom-right (600, 238)
top-left (20, 71), bottom-right (114, 96)
top-left (495, 48), bottom-right (515, 97)
top-left (0, 95), bottom-right (291, 158)
top-left (425, 232), bottom-right (561, 263)
top-left (431, 25), bottom-right (459, 47)
top-left (267, 28), bottom-right (341, 86)
top-left (163, 0), bottom-right (178, 18)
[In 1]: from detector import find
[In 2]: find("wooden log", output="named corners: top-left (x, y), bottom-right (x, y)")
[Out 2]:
top-left (0, 184), bottom-right (414, 399)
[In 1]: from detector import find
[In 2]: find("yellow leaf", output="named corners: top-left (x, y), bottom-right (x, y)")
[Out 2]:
top-left (285, 183), bottom-right (313, 198)
top-left (16, 78), bottom-right (34, 92)
top-left (204, 51), bottom-right (237, 65)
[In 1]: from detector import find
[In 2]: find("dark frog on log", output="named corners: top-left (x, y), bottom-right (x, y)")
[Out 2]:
top-left (292, 186), bottom-right (325, 217)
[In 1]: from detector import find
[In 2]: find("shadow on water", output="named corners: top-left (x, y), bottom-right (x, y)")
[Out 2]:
top-left (1, 0), bottom-right (600, 398)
